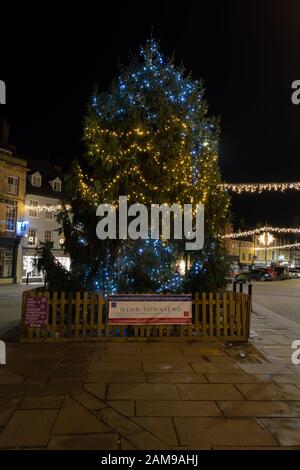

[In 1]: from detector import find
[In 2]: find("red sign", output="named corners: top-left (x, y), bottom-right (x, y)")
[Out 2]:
top-left (25, 296), bottom-right (48, 327)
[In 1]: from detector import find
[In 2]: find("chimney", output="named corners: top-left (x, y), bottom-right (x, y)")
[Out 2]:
top-left (0, 118), bottom-right (10, 148)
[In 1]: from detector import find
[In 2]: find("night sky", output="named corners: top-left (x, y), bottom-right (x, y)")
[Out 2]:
top-left (1, 0), bottom-right (300, 227)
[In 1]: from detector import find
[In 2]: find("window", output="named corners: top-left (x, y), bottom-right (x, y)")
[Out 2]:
top-left (45, 204), bottom-right (53, 219)
top-left (241, 253), bottom-right (246, 261)
top-left (29, 200), bottom-right (38, 218)
top-left (248, 254), bottom-right (252, 261)
top-left (31, 173), bottom-right (42, 187)
top-left (5, 205), bottom-right (16, 231)
top-left (7, 176), bottom-right (19, 195)
top-left (44, 230), bottom-right (52, 243)
top-left (28, 228), bottom-right (37, 246)
top-left (53, 180), bottom-right (61, 192)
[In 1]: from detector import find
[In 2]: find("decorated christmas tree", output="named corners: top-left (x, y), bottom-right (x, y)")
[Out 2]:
top-left (39, 39), bottom-right (230, 293)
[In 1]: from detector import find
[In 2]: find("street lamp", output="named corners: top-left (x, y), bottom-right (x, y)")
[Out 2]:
top-left (258, 232), bottom-right (274, 266)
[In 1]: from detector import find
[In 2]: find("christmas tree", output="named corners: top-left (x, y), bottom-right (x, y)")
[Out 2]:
top-left (40, 39), bottom-right (230, 293)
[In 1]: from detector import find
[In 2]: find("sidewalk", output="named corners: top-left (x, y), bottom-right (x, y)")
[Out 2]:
top-left (1, 313), bottom-right (300, 450)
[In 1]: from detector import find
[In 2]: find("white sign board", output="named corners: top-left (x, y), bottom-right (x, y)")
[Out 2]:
top-left (108, 294), bottom-right (192, 325)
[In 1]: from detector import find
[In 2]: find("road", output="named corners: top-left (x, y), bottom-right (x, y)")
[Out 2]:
top-left (252, 278), bottom-right (300, 325)
top-left (0, 284), bottom-right (42, 341)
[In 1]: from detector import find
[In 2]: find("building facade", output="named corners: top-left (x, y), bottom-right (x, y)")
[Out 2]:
top-left (21, 159), bottom-right (70, 283)
top-left (0, 148), bottom-right (28, 283)
top-left (225, 239), bottom-right (255, 268)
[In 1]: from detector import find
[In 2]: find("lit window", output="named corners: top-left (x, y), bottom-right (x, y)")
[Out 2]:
top-left (7, 176), bottom-right (19, 195)
top-left (28, 228), bottom-right (37, 246)
top-left (31, 174), bottom-right (42, 187)
top-left (45, 204), bottom-right (53, 219)
top-left (5, 204), bottom-right (16, 231)
top-left (29, 200), bottom-right (38, 218)
top-left (44, 230), bottom-right (52, 243)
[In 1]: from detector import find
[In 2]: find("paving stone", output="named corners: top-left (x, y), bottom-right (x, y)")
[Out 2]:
top-left (47, 433), bottom-right (119, 450)
top-left (236, 383), bottom-right (300, 400)
top-left (0, 370), bottom-right (25, 384)
top-left (0, 381), bottom-right (64, 399)
top-left (120, 438), bottom-right (138, 450)
top-left (263, 347), bottom-right (295, 358)
top-left (260, 418), bottom-right (300, 446)
top-left (87, 372), bottom-right (146, 383)
top-left (132, 417), bottom-right (178, 445)
top-left (128, 431), bottom-right (169, 450)
top-left (107, 383), bottom-right (179, 400)
top-left (205, 374), bottom-right (272, 383)
top-left (105, 344), bottom-right (151, 355)
top-left (180, 346), bottom-right (226, 356)
top-left (191, 363), bottom-right (244, 374)
top-left (136, 400), bottom-right (221, 417)
top-left (49, 377), bottom-right (83, 394)
top-left (0, 398), bottom-right (20, 426)
top-left (174, 417), bottom-right (277, 447)
top-left (143, 361), bottom-right (194, 373)
top-left (53, 397), bottom-right (111, 434)
top-left (101, 408), bottom-right (141, 436)
top-left (146, 373), bottom-right (207, 383)
top-left (101, 355), bottom-right (196, 363)
top-left (176, 384), bottom-right (244, 400)
top-left (51, 364), bottom-right (87, 377)
top-left (20, 396), bottom-right (64, 409)
top-left (0, 410), bottom-right (58, 448)
top-left (88, 361), bottom-right (142, 372)
top-left (75, 390), bottom-right (107, 410)
top-left (84, 383), bottom-right (107, 401)
top-left (107, 401), bottom-right (135, 416)
top-left (201, 356), bottom-right (238, 364)
top-left (238, 363), bottom-right (294, 375)
top-left (272, 375), bottom-right (300, 384)
top-left (218, 401), bottom-right (300, 417)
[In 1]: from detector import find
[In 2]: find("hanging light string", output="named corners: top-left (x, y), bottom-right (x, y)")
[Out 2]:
top-left (222, 226), bottom-right (300, 239)
top-left (221, 182), bottom-right (300, 193)
top-left (255, 243), bottom-right (300, 251)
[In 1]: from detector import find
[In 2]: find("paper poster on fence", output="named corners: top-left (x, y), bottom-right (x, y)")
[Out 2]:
top-left (108, 294), bottom-right (192, 324)
top-left (24, 296), bottom-right (48, 327)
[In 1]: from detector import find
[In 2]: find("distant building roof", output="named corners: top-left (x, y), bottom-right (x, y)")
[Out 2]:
top-left (25, 157), bottom-right (66, 198)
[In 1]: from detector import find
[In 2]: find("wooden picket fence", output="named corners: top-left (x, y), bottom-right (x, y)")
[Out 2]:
top-left (20, 288), bottom-right (252, 342)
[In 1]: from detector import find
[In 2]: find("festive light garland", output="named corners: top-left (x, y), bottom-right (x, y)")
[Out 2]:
top-left (255, 243), bottom-right (300, 251)
top-left (221, 182), bottom-right (300, 193)
top-left (25, 204), bottom-right (71, 212)
top-left (222, 226), bottom-right (300, 239)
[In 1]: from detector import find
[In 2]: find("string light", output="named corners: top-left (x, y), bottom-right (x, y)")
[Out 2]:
top-left (255, 243), bottom-right (300, 251)
top-left (25, 204), bottom-right (71, 212)
top-left (221, 182), bottom-right (300, 193)
top-left (222, 226), bottom-right (300, 239)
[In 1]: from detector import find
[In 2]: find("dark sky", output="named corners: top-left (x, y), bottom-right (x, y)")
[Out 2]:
top-left (1, 0), bottom-right (300, 227)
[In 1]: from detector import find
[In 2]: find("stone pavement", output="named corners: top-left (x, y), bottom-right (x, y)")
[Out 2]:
top-left (1, 315), bottom-right (300, 450)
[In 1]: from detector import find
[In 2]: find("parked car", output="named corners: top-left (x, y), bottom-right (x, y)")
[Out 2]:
top-left (234, 269), bottom-right (274, 283)
top-left (289, 268), bottom-right (300, 279)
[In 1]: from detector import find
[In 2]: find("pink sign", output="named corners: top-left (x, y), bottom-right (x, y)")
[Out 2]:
top-left (25, 296), bottom-right (48, 327)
